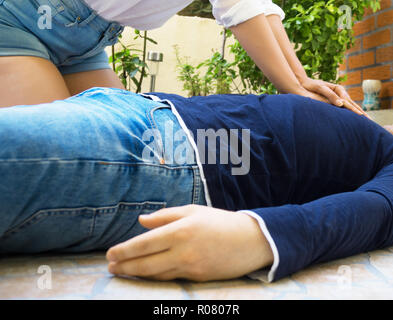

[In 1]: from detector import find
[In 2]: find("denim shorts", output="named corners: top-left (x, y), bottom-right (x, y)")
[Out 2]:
top-left (0, 0), bottom-right (123, 74)
top-left (0, 88), bottom-right (207, 254)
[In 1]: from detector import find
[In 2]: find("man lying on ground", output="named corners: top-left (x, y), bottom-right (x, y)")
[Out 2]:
top-left (0, 87), bottom-right (392, 283)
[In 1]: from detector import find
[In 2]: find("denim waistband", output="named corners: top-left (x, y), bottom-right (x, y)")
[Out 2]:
top-left (62, 0), bottom-right (124, 36)
top-left (75, 0), bottom-right (123, 30)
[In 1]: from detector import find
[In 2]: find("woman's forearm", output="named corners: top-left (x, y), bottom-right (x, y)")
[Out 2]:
top-left (230, 14), bottom-right (305, 95)
top-left (266, 14), bottom-right (308, 82)
top-left (230, 11), bottom-right (368, 115)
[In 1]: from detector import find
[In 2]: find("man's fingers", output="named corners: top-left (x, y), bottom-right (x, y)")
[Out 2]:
top-left (106, 222), bottom-right (178, 262)
top-left (106, 205), bottom-right (201, 263)
top-left (147, 269), bottom-right (183, 281)
top-left (139, 205), bottom-right (197, 229)
top-left (108, 250), bottom-right (175, 278)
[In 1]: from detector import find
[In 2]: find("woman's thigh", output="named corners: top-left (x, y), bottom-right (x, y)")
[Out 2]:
top-left (0, 56), bottom-right (70, 108)
top-left (0, 0), bottom-right (123, 105)
top-left (63, 68), bottom-right (125, 96)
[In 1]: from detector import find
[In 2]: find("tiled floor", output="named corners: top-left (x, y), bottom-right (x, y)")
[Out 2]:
top-left (1, 110), bottom-right (393, 300)
top-left (1, 248), bottom-right (393, 299)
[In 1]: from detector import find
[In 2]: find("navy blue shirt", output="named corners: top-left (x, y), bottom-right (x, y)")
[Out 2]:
top-left (151, 92), bottom-right (393, 281)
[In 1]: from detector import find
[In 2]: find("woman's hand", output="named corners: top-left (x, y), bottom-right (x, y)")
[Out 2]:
top-left (299, 77), bottom-right (370, 118)
top-left (106, 205), bottom-right (274, 282)
top-left (384, 125), bottom-right (393, 135)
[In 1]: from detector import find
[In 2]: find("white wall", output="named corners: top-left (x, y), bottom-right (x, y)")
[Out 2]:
top-left (106, 15), bottom-right (235, 95)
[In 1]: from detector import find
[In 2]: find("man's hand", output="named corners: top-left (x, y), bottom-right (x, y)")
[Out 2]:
top-left (299, 77), bottom-right (371, 119)
top-left (106, 205), bottom-right (274, 282)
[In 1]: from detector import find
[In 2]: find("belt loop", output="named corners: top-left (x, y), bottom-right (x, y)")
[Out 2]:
top-left (106, 23), bottom-right (123, 40)
top-left (48, 0), bottom-right (65, 13)
top-left (78, 10), bottom-right (97, 27)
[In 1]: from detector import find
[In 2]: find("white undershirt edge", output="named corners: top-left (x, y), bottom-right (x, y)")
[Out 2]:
top-left (239, 210), bottom-right (279, 283)
top-left (140, 94), bottom-right (213, 208)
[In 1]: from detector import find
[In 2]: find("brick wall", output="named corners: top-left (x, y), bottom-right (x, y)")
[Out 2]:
top-left (340, 0), bottom-right (393, 109)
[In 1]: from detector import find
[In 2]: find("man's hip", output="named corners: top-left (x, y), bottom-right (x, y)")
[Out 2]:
top-left (0, 88), bottom-right (206, 253)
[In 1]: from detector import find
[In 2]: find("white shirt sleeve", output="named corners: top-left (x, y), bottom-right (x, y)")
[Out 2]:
top-left (238, 210), bottom-right (280, 283)
top-left (210, 0), bottom-right (285, 28)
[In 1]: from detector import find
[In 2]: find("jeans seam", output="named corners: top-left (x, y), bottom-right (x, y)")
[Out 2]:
top-left (0, 210), bottom-right (93, 241)
top-left (146, 105), bottom-right (172, 163)
top-left (192, 166), bottom-right (201, 204)
top-left (0, 159), bottom-right (193, 168)
top-left (0, 201), bottom-right (167, 241)
top-left (146, 109), bottom-right (163, 162)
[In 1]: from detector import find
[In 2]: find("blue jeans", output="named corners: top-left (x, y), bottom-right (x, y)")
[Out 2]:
top-left (0, 88), bottom-right (206, 254)
top-left (0, 0), bottom-right (122, 74)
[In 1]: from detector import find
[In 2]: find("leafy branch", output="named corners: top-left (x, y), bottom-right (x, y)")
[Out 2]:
top-left (109, 30), bottom-right (157, 93)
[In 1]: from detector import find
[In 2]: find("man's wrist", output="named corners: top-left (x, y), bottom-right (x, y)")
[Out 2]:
top-left (238, 210), bottom-right (280, 282)
top-left (238, 212), bottom-right (274, 268)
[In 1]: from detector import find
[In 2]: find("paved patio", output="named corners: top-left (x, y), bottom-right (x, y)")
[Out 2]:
top-left (1, 109), bottom-right (393, 300)
top-left (1, 248), bottom-right (393, 299)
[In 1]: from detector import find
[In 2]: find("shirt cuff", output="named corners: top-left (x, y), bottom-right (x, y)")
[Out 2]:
top-left (238, 210), bottom-right (280, 283)
top-left (213, 0), bottom-right (285, 28)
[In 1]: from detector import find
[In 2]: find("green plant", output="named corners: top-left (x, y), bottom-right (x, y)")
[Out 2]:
top-left (176, 0), bottom-right (380, 95)
top-left (178, 0), bottom-right (213, 19)
top-left (281, 0), bottom-right (380, 82)
top-left (109, 30), bottom-right (157, 93)
top-left (175, 44), bottom-right (239, 96)
top-left (175, 45), bottom-right (206, 96)
top-left (198, 52), bottom-right (238, 95)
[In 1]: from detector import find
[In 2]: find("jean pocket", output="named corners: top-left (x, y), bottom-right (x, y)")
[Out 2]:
top-left (144, 104), bottom-right (172, 164)
top-left (32, 0), bottom-right (92, 27)
top-left (0, 201), bottom-right (166, 254)
top-left (59, 24), bottom-right (121, 65)
top-left (146, 104), bottom-right (195, 166)
top-left (89, 201), bottom-right (167, 250)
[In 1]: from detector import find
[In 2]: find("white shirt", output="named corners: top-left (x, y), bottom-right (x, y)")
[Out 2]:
top-left (83, 0), bottom-right (285, 30)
